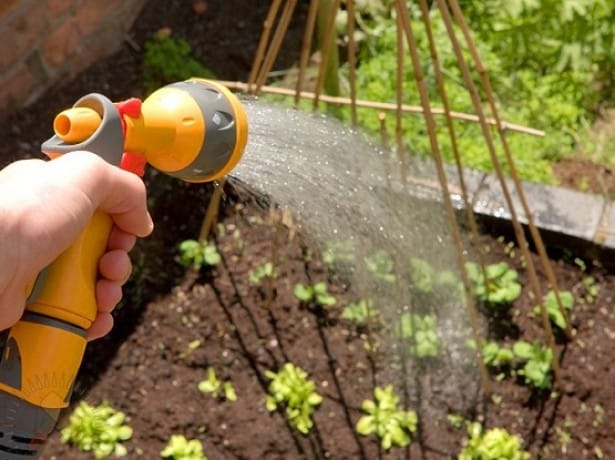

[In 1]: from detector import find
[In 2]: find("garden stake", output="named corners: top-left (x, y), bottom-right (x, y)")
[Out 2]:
top-left (0, 79), bottom-right (248, 458)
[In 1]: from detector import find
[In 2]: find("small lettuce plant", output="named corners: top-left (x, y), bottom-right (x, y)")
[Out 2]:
top-left (394, 313), bottom-right (440, 358)
top-left (466, 261), bottom-right (522, 305)
top-left (198, 367), bottom-right (237, 401)
top-left (161, 435), bottom-right (206, 460)
top-left (512, 341), bottom-right (553, 390)
top-left (60, 401), bottom-right (132, 459)
top-left (342, 298), bottom-right (377, 325)
top-left (356, 385), bottom-right (418, 450)
top-left (265, 363), bottom-right (323, 434)
top-left (534, 290), bottom-right (574, 330)
top-left (179, 240), bottom-right (221, 270)
top-left (249, 262), bottom-right (276, 285)
top-left (294, 282), bottom-right (337, 307)
top-left (481, 341), bottom-right (514, 368)
top-left (458, 422), bottom-right (530, 460)
top-left (409, 257), bottom-right (435, 293)
top-left (365, 250), bottom-right (396, 283)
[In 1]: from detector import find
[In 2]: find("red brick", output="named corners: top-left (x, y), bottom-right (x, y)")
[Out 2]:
top-left (0, 7), bottom-right (48, 71)
top-left (45, 0), bottom-right (74, 17)
top-left (43, 17), bottom-right (81, 66)
top-left (0, 0), bottom-right (21, 18)
top-left (75, 0), bottom-right (124, 36)
top-left (0, 61), bottom-right (37, 113)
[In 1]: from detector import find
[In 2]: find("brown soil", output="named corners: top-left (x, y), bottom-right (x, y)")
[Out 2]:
top-left (0, 1), bottom-right (613, 459)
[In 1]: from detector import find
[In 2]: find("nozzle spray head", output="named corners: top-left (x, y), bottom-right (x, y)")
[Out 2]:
top-left (42, 79), bottom-right (248, 182)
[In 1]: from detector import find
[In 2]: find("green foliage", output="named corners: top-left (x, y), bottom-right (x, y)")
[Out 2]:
top-left (294, 282), bottom-right (337, 307)
top-left (265, 363), bottom-right (323, 434)
top-left (342, 298), bottom-right (377, 324)
top-left (143, 35), bottom-right (215, 93)
top-left (365, 250), bottom-right (396, 283)
top-left (512, 341), bottom-right (553, 390)
top-left (458, 422), bottom-right (530, 460)
top-left (198, 367), bottom-right (237, 402)
top-left (337, 2), bottom-right (615, 184)
top-left (394, 312), bottom-right (440, 358)
top-left (60, 401), bottom-right (132, 459)
top-left (322, 240), bottom-right (356, 267)
top-left (466, 261), bottom-right (522, 305)
top-left (409, 257), bottom-right (434, 293)
top-left (534, 290), bottom-right (574, 330)
top-left (356, 384), bottom-right (418, 450)
top-left (179, 240), bottom-right (221, 270)
top-left (161, 435), bottom-right (206, 460)
top-left (482, 341), bottom-right (514, 368)
top-left (249, 262), bottom-right (276, 286)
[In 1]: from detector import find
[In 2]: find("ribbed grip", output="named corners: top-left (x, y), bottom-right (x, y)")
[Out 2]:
top-left (0, 392), bottom-right (58, 459)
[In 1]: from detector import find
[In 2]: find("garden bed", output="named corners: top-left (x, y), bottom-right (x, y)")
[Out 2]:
top-left (0, 1), bottom-right (613, 459)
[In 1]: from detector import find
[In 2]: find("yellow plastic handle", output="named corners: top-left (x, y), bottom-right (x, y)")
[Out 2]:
top-left (27, 211), bottom-right (112, 329)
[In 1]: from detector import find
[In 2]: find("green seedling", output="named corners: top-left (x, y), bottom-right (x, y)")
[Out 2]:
top-left (365, 250), bottom-right (396, 283)
top-left (534, 290), bottom-right (574, 330)
top-left (265, 363), bottom-right (323, 434)
top-left (512, 341), bottom-right (553, 390)
top-left (409, 257), bottom-right (434, 293)
top-left (322, 240), bottom-right (356, 267)
top-left (198, 367), bottom-right (237, 402)
top-left (356, 385), bottom-right (418, 450)
top-left (249, 262), bottom-right (276, 286)
top-left (482, 341), bottom-right (514, 368)
top-left (459, 422), bottom-right (530, 460)
top-left (60, 401), bottom-right (132, 459)
top-left (582, 276), bottom-right (599, 304)
top-left (394, 313), bottom-right (440, 358)
top-left (294, 282), bottom-right (337, 307)
top-left (161, 435), bottom-right (206, 460)
top-left (342, 298), bottom-right (377, 325)
top-left (179, 240), bottom-right (221, 270)
top-left (466, 261), bottom-right (522, 305)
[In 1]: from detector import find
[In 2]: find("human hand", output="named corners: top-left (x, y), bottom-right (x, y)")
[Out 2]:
top-left (0, 151), bottom-right (153, 340)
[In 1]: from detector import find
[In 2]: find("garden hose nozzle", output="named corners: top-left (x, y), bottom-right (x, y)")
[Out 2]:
top-left (0, 79), bottom-right (248, 458)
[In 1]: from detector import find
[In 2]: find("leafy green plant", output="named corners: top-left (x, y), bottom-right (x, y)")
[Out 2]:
top-left (466, 262), bottom-right (522, 305)
top-left (60, 401), bottom-right (132, 459)
top-left (161, 435), bottom-right (206, 460)
top-left (512, 341), bottom-right (553, 390)
top-left (458, 422), bottom-right (530, 460)
top-left (394, 313), bottom-right (440, 358)
top-left (482, 341), bottom-right (514, 368)
top-left (534, 290), bottom-right (574, 330)
top-left (179, 239), bottom-right (221, 270)
top-left (342, 298), bottom-right (377, 324)
top-left (249, 262), bottom-right (276, 285)
top-left (409, 257), bottom-right (434, 293)
top-left (356, 385), bottom-right (418, 450)
top-left (143, 34), bottom-right (215, 93)
top-left (294, 282), bottom-right (337, 307)
top-left (365, 250), bottom-right (396, 283)
top-left (198, 367), bottom-right (237, 401)
top-left (322, 240), bottom-right (356, 267)
top-left (265, 363), bottom-right (323, 434)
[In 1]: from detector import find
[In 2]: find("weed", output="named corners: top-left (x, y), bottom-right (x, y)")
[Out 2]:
top-left (265, 363), bottom-right (322, 434)
top-left (143, 35), bottom-right (215, 93)
top-left (356, 385), bottom-right (418, 450)
top-left (60, 401), bottom-right (132, 459)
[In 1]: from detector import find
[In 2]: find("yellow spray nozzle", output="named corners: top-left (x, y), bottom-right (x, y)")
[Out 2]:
top-left (53, 107), bottom-right (102, 143)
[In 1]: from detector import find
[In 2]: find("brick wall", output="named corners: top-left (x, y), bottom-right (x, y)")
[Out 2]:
top-left (0, 0), bottom-right (148, 119)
